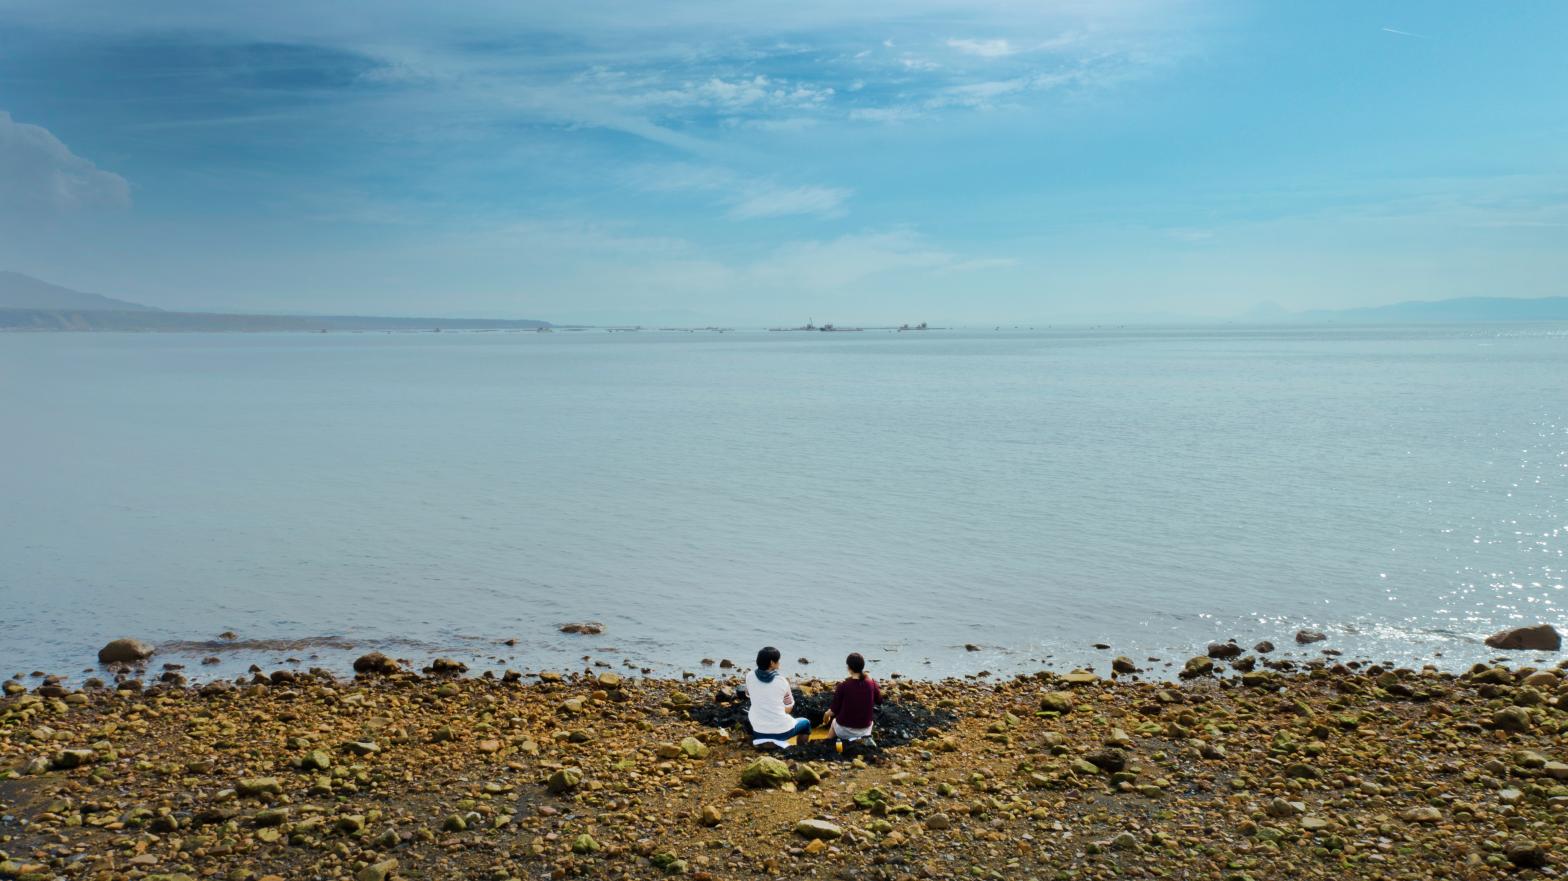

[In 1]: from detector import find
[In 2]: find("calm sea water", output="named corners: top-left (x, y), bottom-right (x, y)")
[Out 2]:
top-left (1, 325), bottom-right (1564, 682)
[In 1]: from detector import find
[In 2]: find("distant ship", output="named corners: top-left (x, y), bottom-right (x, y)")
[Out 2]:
top-left (768, 318), bottom-right (863, 332)
top-left (896, 322), bottom-right (930, 332)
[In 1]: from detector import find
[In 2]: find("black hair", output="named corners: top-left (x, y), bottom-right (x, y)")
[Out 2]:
top-left (757, 646), bottom-right (781, 669)
top-left (846, 652), bottom-right (865, 675)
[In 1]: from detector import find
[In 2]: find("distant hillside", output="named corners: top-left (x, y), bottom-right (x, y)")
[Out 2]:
top-left (1292, 296), bottom-right (1568, 323)
top-left (0, 270), bottom-right (552, 331)
top-left (0, 309), bottom-right (551, 332)
top-left (0, 271), bottom-right (158, 312)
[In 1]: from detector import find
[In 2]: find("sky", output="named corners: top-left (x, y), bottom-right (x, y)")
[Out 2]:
top-left (0, 1), bottom-right (1565, 325)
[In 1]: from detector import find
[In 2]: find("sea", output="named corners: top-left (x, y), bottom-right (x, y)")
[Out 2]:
top-left (1, 324), bottom-right (1564, 683)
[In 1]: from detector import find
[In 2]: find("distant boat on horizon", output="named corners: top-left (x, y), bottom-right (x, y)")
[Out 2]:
top-left (768, 318), bottom-right (863, 332)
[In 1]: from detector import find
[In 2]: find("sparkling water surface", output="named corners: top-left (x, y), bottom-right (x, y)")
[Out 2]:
top-left (1, 325), bottom-right (1563, 682)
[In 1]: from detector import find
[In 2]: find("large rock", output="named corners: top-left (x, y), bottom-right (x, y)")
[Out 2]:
top-left (353, 652), bottom-right (400, 675)
top-left (546, 768), bottom-right (582, 794)
top-left (1295, 629), bottom-right (1327, 645)
top-left (98, 638), bottom-right (154, 664)
top-left (1179, 657), bottom-right (1215, 679)
top-left (1039, 691), bottom-right (1075, 713)
top-left (1484, 624), bottom-right (1561, 652)
top-left (235, 777), bottom-right (282, 797)
top-left (740, 756), bottom-right (792, 789)
top-left (1206, 641), bottom-right (1242, 659)
top-left (1506, 840), bottom-right (1548, 869)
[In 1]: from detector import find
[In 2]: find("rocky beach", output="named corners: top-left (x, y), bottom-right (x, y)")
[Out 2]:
top-left (4, 630), bottom-right (1568, 881)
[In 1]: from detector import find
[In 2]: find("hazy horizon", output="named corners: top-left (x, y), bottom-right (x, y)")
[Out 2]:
top-left (2, 2), bottom-right (1566, 325)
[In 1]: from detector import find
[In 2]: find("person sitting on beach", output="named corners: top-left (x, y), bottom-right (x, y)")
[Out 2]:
top-left (821, 651), bottom-right (881, 746)
top-left (746, 646), bottom-right (811, 750)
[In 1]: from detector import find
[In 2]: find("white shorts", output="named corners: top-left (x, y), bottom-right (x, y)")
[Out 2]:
top-left (831, 720), bottom-right (873, 741)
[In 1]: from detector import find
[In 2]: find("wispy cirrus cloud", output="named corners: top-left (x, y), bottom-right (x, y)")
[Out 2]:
top-left (947, 38), bottom-right (1017, 58)
top-left (625, 163), bottom-right (851, 220)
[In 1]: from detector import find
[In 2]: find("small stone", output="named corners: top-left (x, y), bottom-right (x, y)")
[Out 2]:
top-left (924, 813), bottom-right (951, 830)
top-left (679, 736), bottom-right (708, 759)
top-left (699, 805), bottom-right (723, 827)
top-left (1254, 640), bottom-right (1275, 653)
top-left (53, 748), bottom-right (95, 769)
top-left (1401, 806), bottom-right (1442, 824)
top-left (1295, 629), bottom-right (1327, 645)
top-left (356, 859), bottom-right (398, 881)
top-left (301, 749), bottom-right (332, 771)
top-left (1265, 798), bottom-right (1301, 818)
top-left (442, 813), bottom-right (468, 832)
top-left (795, 819), bottom-right (843, 840)
top-left (1111, 656), bottom-right (1139, 674)
top-left (572, 833), bottom-right (601, 854)
top-left (1207, 641), bottom-right (1242, 659)
top-left (1180, 657), bottom-right (1214, 679)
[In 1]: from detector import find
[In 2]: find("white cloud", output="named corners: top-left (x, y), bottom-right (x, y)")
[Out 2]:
top-left (0, 111), bottom-right (130, 218)
top-left (626, 163), bottom-right (850, 220)
top-left (947, 38), bottom-right (1016, 58)
top-left (728, 185), bottom-right (849, 220)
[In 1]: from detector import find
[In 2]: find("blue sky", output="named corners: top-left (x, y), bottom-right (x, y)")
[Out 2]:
top-left (1, 1), bottom-right (1564, 324)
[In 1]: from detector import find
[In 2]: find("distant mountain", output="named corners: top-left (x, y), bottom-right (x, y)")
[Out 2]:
top-left (1284, 296), bottom-right (1568, 323)
top-left (0, 270), bottom-right (552, 332)
top-left (0, 271), bottom-right (159, 312)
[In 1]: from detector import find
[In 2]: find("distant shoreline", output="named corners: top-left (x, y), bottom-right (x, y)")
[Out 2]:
top-left (0, 308), bottom-right (551, 333)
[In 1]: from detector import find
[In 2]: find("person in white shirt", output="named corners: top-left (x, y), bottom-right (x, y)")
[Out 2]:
top-left (745, 646), bottom-right (811, 749)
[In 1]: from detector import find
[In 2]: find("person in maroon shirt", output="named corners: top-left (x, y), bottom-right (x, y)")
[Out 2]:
top-left (822, 652), bottom-right (881, 745)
